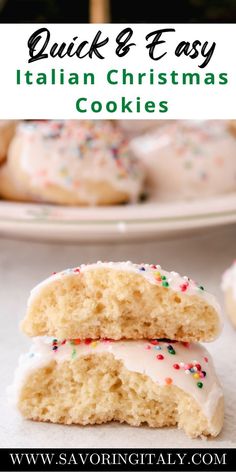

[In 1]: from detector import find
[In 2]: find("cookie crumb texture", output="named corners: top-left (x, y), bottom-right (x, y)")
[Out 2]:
top-left (18, 354), bottom-right (223, 438)
top-left (22, 268), bottom-right (220, 342)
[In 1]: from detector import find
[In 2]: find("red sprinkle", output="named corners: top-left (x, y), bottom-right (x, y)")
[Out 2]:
top-left (182, 342), bottom-right (190, 348)
top-left (61, 339), bottom-right (66, 345)
top-left (73, 268), bottom-right (80, 273)
top-left (73, 339), bottom-right (81, 345)
top-left (156, 354), bottom-right (164, 360)
top-left (173, 363), bottom-right (180, 369)
top-left (84, 338), bottom-right (92, 345)
top-left (180, 282), bottom-right (189, 292)
top-left (195, 363), bottom-right (201, 371)
top-left (204, 357), bottom-right (208, 363)
top-left (151, 264), bottom-right (157, 269)
top-left (52, 271), bottom-right (57, 275)
top-left (102, 338), bottom-right (114, 344)
top-left (150, 340), bottom-right (159, 345)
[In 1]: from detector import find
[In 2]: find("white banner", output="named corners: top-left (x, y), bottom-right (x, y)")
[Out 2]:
top-left (0, 23), bottom-right (235, 119)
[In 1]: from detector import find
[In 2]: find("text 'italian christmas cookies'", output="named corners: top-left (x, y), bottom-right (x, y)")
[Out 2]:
top-left (21, 261), bottom-right (222, 342)
top-left (9, 338), bottom-right (224, 438)
top-left (0, 120), bottom-right (144, 205)
top-left (222, 261), bottom-right (236, 328)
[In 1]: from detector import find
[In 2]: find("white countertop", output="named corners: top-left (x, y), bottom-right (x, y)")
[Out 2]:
top-left (0, 225), bottom-right (236, 448)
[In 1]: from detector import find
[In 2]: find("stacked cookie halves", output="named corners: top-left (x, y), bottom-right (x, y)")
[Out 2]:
top-left (10, 261), bottom-right (224, 438)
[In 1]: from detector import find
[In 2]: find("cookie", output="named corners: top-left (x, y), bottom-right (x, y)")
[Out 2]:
top-left (118, 120), bottom-right (172, 138)
top-left (0, 161), bottom-right (36, 202)
top-left (222, 261), bottom-right (236, 327)
top-left (9, 338), bottom-right (223, 438)
top-left (130, 120), bottom-right (236, 201)
top-left (2, 120), bottom-right (144, 205)
top-left (0, 120), bottom-right (17, 163)
top-left (21, 261), bottom-right (222, 342)
top-left (227, 120), bottom-right (236, 136)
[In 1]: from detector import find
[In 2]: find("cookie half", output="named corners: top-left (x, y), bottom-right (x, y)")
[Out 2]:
top-left (21, 261), bottom-right (222, 342)
top-left (9, 338), bottom-right (224, 438)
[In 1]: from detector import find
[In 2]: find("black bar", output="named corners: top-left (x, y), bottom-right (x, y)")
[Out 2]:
top-left (1, 0), bottom-right (236, 23)
top-left (0, 448), bottom-right (235, 471)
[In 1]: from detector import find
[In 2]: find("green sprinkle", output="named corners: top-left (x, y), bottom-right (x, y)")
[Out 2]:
top-left (169, 349), bottom-right (176, 355)
top-left (199, 286), bottom-right (204, 291)
top-left (52, 338), bottom-right (57, 343)
top-left (162, 281), bottom-right (169, 287)
top-left (161, 275), bottom-right (166, 280)
top-left (71, 348), bottom-right (77, 359)
top-left (197, 382), bottom-right (203, 389)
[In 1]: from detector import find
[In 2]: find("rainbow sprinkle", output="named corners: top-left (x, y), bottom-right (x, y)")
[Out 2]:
top-left (49, 262), bottom-right (208, 301)
top-left (49, 338), bottom-right (208, 390)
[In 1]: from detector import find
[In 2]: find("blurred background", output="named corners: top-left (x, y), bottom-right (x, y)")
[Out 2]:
top-left (0, 0), bottom-right (236, 23)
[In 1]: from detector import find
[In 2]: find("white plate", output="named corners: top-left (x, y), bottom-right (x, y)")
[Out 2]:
top-left (0, 193), bottom-right (236, 242)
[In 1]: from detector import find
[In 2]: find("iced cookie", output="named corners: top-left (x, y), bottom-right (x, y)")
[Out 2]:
top-left (21, 261), bottom-right (222, 342)
top-left (222, 261), bottom-right (236, 327)
top-left (130, 120), bottom-right (236, 201)
top-left (0, 120), bottom-right (17, 163)
top-left (118, 120), bottom-right (173, 138)
top-left (9, 338), bottom-right (224, 438)
top-left (1, 120), bottom-right (144, 205)
top-left (0, 161), bottom-right (36, 202)
top-left (227, 120), bottom-right (236, 136)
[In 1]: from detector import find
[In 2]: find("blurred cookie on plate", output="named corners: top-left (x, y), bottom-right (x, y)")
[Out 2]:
top-left (0, 120), bottom-right (145, 206)
top-left (0, 120), bottom-right (17, 163)
top-left (227, 120), bottom-right (236, 137)
top-left (130, 120), bottom-right (236, 201)
top-left (118, 120), bottom-right (173, 138)
top-left (222, 261), bottom-right (236, 327)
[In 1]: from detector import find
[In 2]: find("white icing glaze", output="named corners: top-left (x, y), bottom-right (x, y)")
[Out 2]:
top-left (118, 120), bottom-right (172, 138)
top-left (9, 337), bottom-right (223, 423)
top-left (130, 120), bottom-right (236, 201)
top-left (222, 261), bottom-right (236, 299)
top-left (13, 121), bottom-right (144, 204)
top-left (28, 261), bottom-right (222, 331)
